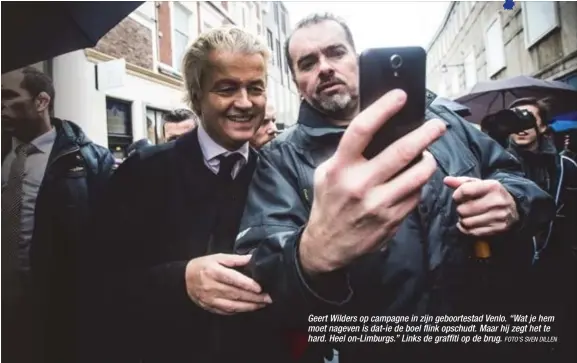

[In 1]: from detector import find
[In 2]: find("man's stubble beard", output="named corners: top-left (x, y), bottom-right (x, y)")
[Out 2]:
top-left (314, 91), bottom-right (358, 120)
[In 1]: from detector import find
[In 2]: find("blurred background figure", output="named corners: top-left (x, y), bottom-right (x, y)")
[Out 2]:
top-left (495, 97), bottom-right (577, 360)
top-left (113, 138), bottom-right (153, 170)
top-left (162, 108), bottom-right (198, 142)
top-left (126, 138), bottom-right (153, 158)
top-left (2, 66), bottom-right (115, 363)
top-left (250, 103), bottom-right (278, 149)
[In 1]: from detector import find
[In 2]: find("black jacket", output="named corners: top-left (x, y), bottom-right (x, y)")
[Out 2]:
top-left (507, 137), bottom-right (577, 361)
top-left (508, 137), bottom-right (577, 259)
top-left (86, 129), bottom-right (288, 363)
top-left (2, 118), bottom-right (115, 363)
top-left (235, 103), bottom-right (555, 362)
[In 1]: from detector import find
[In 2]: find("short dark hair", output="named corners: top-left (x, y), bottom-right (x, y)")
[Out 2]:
top-left (284, 13), bottom-right (356, 78)
top-left (126, 138), bottom-right (152, 156)
top-left (508, 97), bottom-right (551, 125)
top-left (21, 66), bottom-right (55, 112)
top-left (163, 108), bottom-right (197, 124)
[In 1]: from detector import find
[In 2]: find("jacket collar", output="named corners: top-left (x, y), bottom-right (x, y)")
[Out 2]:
top-left (47, 118), bottom-right (89, 165)
top-left (510, 135), bottom-right (559, 156)
top-left (175, 128), bottom-right (258, 168)
top-left (174, 128), bottom-right (257, 208)
top-left (296, 101), bottom-right (452, 141)
top-left (296, 101), bottom-right (348, 139)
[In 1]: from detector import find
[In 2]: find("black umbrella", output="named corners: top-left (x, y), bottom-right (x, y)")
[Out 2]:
top-left (2, 1), bottom-right (143, 73)
top-left (431, 97), bottom-right (472, 117)
top-left (455, 75), bottom-right (577, 124)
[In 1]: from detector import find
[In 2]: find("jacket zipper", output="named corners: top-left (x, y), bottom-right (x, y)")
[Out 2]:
top-left (47, 147), bottom-right (80, 169)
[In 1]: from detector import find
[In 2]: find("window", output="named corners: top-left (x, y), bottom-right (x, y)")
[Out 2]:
top-left (173, 3), bottom-right (191, 72)
top-left (268, 79), bottom-right (277, 110)
top-left (241, 5), bottom-right (247, 28)
top-left (106, 98), bottom-right (132, 136)
top-left (485, 15), bottom-right (506, 77)
top-left (273, 2), bottom-right (279, 24)
top-left (284, 44), bottom-right (290, 76)
top-left (146, 107), bottom-right (167, 145)
top-left (275, 39), bottom-right (282, 71)
top-left (456, 6), bottom-right (462, 32)
top-left (451, 71), bottom-right (460, 95)
top-left (522, 2), bottom-right (560, 49)
top-left (438, 79), bottom-right (447, 98)
top-left (464, 49), bottom-right (477, 89)
top-left (247, 2), bottom-right (258, 35)
top-left (106, 98), bottom-right (133, 158)
top-left (266, 29), bottom-right (274, 64)
top-left (281, 11), bottom-right (287, 34)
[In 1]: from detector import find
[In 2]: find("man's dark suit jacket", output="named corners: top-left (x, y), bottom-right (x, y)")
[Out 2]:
top-left (82, 129), bottom-right (292, 363)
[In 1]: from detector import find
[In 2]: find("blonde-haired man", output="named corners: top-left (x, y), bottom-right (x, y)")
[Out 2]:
top-left (88, 26), bottom-right (282, 362)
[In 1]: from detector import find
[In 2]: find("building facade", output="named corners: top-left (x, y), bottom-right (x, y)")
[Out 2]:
top-left (50, 1), bottom-right (300, 158)
top-left (426, 1), bottom-right (577, 100)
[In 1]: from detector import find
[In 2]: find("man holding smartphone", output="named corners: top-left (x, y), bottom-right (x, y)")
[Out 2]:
top-left (235, 13), bottom-right (555, 362)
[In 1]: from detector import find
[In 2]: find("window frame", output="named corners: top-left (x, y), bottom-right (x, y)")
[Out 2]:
top-left (144, 106), bottom-right (170, 145)
top-left (484, 14), bottom-right (506, 78)
top-left (464, 47), bottom-right (477, 90)
top-left (171, 2), bottom-right (193, 73)
top-left (106, 97), bottom-right (134, 158)
top-left (522, 1), bottom-right (560, 49)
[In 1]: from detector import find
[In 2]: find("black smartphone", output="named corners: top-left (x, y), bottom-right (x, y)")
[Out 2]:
top-left (359, 47), bottom-right (427, 159)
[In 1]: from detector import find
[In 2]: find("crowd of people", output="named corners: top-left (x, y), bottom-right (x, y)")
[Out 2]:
top-left (1, 11), bottom-right (575, 363)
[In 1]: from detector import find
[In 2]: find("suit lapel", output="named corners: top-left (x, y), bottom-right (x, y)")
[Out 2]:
top-left (174, 129), bottom-right (215, 207)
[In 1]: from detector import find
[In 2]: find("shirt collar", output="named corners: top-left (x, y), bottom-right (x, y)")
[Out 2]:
top-left (12, 127), bottom-right (57, 154)
top-left (197, 121), bottom-right (250, 163)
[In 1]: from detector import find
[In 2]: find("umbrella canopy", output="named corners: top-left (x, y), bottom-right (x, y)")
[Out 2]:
top-left (431, 97), bottom-right (471, 117)
top-left (551, 111), bottom-right (577, 122)
top-left (550, 120), bottom-right (577, 133)
top-left (2, 1), bottom-right (143, 73)
top-left (455, 75), bottom-right (577, 124)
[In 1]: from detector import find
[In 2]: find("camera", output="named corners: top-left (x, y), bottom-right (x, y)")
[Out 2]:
top-left (390, 54), bottom-right (403, 69)
top-left (481, 108), bottom-right (537, 147)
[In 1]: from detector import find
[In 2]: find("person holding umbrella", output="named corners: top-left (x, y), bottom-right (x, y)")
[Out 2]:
top-left (456, 75), bottom-right (577, 125)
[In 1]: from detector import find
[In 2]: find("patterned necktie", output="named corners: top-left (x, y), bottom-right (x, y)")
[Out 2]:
top-left (2, 143), bottom-right (39, 275)
top-left (217, 153), bottom-right (243, 182)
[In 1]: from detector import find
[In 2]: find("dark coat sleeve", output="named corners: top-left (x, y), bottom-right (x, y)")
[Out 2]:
top-left (83, 150), bottom-right (210, 361)
top-left (235, 143), bottom-right (352, 328)
top-left (451, 118), bottom-right (556, 241)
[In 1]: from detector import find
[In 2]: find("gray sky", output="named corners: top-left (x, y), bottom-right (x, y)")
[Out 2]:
top-left (284, 1), bottom-right (451, 51)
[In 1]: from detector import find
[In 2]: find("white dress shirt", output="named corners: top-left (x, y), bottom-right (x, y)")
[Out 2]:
top-left (2, 128), bottom-right (56, 270)
top-left (197, 122), bottom-right (249, 179)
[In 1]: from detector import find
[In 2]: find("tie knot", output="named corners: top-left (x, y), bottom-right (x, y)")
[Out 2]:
top-left (15, 143), bottom-right (38, 157)
top-left (217, 153), bottom-right (243, 179)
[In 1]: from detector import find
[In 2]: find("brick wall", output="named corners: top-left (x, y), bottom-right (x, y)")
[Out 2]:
top-left (94, 17), bottom-right (153, 70)
top-left (158, 1), bottom-right (173, 66)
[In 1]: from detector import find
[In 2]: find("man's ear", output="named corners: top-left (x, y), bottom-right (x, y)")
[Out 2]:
top-left (536, 118), bottom-right (548, 134)
top-left (35, 92), bottom-right (51, 113)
